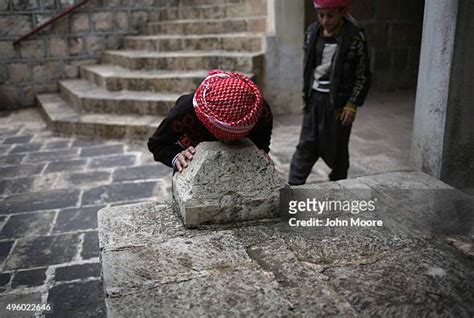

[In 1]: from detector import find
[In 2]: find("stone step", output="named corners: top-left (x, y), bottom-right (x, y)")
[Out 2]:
top-left (150, 2), bottom-right (266, 22)
top-left (38, 94), bottom-right (162, 140)
top-left (58, 79), bottom-right (179, 116)
top-left (80, 65), bottom-right (254, 93)
top-left (81, 65), bottom-right (206, 93)
top-left (123, 33), bottom-right (264, 52)
top-left (177, 0), bottom-right (249, 7)
top-left (141, 17), bottom-right (266, 35)
top-left (100, 50), bottom-right (264, 73)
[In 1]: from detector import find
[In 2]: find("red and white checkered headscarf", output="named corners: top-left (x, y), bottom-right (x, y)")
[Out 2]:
top-left (193, 70), bottom-right (263, 141)
top-left (314, 0), bottom-right (351, 8)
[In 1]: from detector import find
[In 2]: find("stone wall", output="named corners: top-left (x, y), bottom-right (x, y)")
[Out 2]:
top-left (0, 0), bottom-right (169, 110)
top-left (305, 0), bottom-right (425, 91)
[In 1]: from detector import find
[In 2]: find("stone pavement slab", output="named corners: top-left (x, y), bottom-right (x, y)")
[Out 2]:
top-left (0, 109), bottom-right (171, 317)
top-left (98, 171), bottom-right (474, 317)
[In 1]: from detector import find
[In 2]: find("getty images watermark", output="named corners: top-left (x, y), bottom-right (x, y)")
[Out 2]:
top-left (279, 187), bottom-right (385, 229)
top-left (286, 197), bottom-right (382, 227)
top-left (280, 187), bottom-right (473, 235)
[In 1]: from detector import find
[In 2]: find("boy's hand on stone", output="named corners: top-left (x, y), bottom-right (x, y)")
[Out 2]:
top-left (176, 146), bottom-right (195, 173)
top-left (340, 109), bottom-right (355, 127)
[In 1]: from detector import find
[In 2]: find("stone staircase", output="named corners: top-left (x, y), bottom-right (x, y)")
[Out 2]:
top-left (38, 0), bottom-right (267, 139)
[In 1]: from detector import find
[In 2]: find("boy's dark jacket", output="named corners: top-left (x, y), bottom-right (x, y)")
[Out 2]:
top-left (303, 17), bottom-right (371, 108)
top-left (148, 93), bottom-right (273, 167)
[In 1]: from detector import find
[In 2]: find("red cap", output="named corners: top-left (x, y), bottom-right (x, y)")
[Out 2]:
top-left (314, 0), bottom-right (351, 9)
top-left (193, 70), bottom-right (263, 141)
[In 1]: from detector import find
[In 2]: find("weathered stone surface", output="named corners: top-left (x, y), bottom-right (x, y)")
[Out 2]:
top-left (172, 140), bottom-right (284, 227)
top-left (99, 172), bottom-right (474, 317)
top-left (0, 211), bottom-right (56, 239)
top-left (7, 64), bottom-right (31, 83)
top-left (53, 206), bottom-right (102, 233)
top-left (81, 231), bottom-right (100, 259)
top-left (0, 177), bottom-right (36, 196)
top-left (47, 280), bottom-right (106, 317)
top-left (11, 268), bottom-right (47, 289)
top-left (0, 240), bottom-right (14, 263)
top-left (72, 13), bottom-right (90, 32)
top-left (4, 234), bottom-right (81, 270)
top-left (20, 40), bottom-right (45, 59)
top-left (55, 263), bottom-right (101, 281)
top-left (49, 38), bottom-right (67, 58)
top-left (0, 188), bottom-right (80, 214)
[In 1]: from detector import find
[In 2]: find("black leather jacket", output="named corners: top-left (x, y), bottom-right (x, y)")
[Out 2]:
top-left (303, 17), bottom-right (371, 108)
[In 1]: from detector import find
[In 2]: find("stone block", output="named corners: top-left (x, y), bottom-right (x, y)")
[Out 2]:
top-left (0, 241), bottom-right (14, 263)
top-left (67, 36), bottom-right (83, 55)
top-left (93, 12), bottom-right (114, 31)
top-left (20, 39), bottom-right (45, 59)
top-left (0, 211), bottom-right (56, 239)
top-left (47, 280), bottom-right (106, 317)
top-left (8, 63), bottom-right (31, 82)
top-left (11, 268), bottom-right (47, 289)
top-left (0, 41), bottom-right (17, 60)
top-left (0, 15), bottom-right (31, 37)
top-left (0, 85), bottom-right (22, 110)
top-left (54, 16), bottom-right (70, 34)
top-left (4, 233), bottom-right (81, 270)
top-left (72, 12), bottom-right (90, 32)
top-left (0, 64), bottom-right (6, 83)
top-left (104, 34), bottom-right (121, 49)
top-left (32, 61), bottom-right (63, 81)
top-left (82, 180), bottom-right (155, 206)
top-left (64, 59), bottom-right (96, 78)
top-left (172, 140), bottom-right (284, 228)
top-left (115, 11), bottom-right (129, 30)
top-left (48, 38), bottom-right (67, 57)
top-left (85, 35), bottom-right (103, 54)
top-left (0, 188), bottom-right (81, 214)
top-left (41, 0), bottom-right (57, 10)
top-left (131, 10), bottom-right (148, 26)
top-left (82, 231), bottom-right (100, 259)
top-left (13, 0), bottom-right (37, 10)
top-left (55, 263), bottom-right (101, 281)
top-left (23, 83), bottom-right (57, 105)
top-left (106, 0), bottom-right (123, 8)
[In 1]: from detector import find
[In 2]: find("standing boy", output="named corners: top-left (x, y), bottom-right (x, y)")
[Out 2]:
top-left (289, 0), bottom-right (371, 185)
top-left (148, 70), bottom-right (273, 172)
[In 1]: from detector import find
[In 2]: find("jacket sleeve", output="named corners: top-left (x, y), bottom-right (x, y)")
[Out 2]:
top-left (303, 23), bottom-right (319, 102)
top-left (247, 101), bottom-right (273, 153)
top-left (147, 98), bottom-right (187, 168)
top-left (348, 30), bottom-right (371, 107)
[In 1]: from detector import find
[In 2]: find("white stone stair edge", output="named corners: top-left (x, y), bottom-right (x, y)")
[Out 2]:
top-left (38, 94), bottom-right (163, 129)
top-left (145, 15), bottom-right (267, 25)
top-left (100, 50), bottom-right (266, 58)
top-left (58, 80), bottom-right (182, 101)
top-left (123, 32), bottom-right (265, 40)
top-left (79, 65), bottom-right (256, 83)
top-left (149, 3), bottom-right (266, 22)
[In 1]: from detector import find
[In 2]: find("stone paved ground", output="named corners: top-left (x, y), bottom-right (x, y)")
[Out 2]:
top-left (0, 92), bottom-right (414, 317)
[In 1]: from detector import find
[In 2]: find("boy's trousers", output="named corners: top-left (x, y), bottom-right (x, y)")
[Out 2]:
top-left (289, 90), bottom-right (352, 185)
